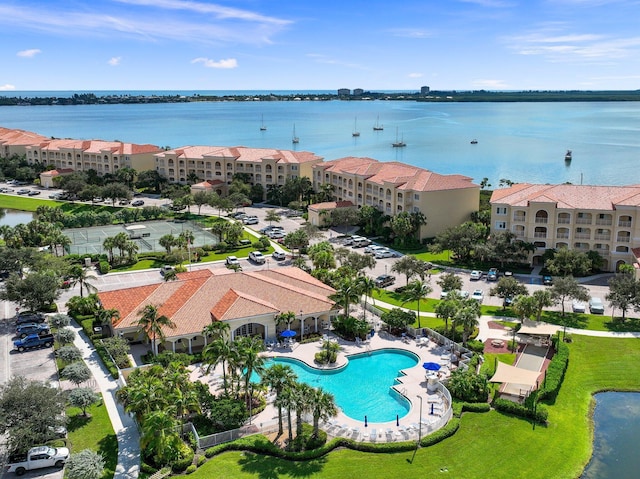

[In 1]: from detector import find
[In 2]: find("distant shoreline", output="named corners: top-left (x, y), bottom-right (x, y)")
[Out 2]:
top-left (1, 89), bottom-right (639, 106)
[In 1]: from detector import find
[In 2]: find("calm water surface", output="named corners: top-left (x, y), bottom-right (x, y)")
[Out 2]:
top-left (1, 97), bottom-right (639, 186)
top-left (582, 392), bottom-right (640, 478)
top-left (0, 209), bottom-right (34, 227)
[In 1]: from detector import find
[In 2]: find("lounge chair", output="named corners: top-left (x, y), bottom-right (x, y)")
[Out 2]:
top-left (386, 428), bottom-right (395, 441)
top-left (351, 427), bottom-right (361, 440)
top-left (369, 428), bottom-right (377, 441)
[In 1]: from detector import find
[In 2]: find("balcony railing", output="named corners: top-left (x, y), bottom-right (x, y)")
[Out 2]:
top-left (594, 234), bottom-right (611, 241)
top-left (513, 215), bottom-right (526, 222)
top-left (617, 237), bottom-right (631, 243)
top-left (596, 220), bottom-right (612, 226)
top-left (618, 221), bottom-right (632, 227)
top-left (535, 218), bottom-right (548, 224)
top-left (594, 246), bottom-right (610, 252)
top-left (514, 231), bottom-right (525, 238)
top-left (534, 232), bottom-right (547, 238)
top-left (556, 233), bottom-right (569, 239)
top-left (575, 233), bottom-right (591, 239)
top-left (576, 218), bottom-right (592, 224)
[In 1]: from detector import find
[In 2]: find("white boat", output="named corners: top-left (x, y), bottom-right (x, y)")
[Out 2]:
top-left (470, 139), bottom-right (478, 144)
top-left (565, 149), bottom-right (572, 162)
top-left (392, 127), bottom-right (406, 147)
top-left (373, 115), bottom-right (384, 131)
top-left (292, 124), bottom-right (299, 144)
top-left (352, 117), bottom-right (360, 137)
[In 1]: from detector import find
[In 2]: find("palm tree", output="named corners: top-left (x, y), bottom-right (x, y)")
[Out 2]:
top-left (95, 307), bottom-right (120, 327)
top-left (309, 387), bottom-right (338, 439)
top-left (202, 321), bottom-right (230, 342)
top-left (159, 234), bottom-right (175, 254)
top-left (136, 304), bottom-right (176, 356)
top-left (265, 209), bottom-right (281, 226)
top-left (435, 297), bottom-right (460, 337)
top-left (140, 410), bottom-right (180, 466)
top-left (67, 265), bottom-right (98, 298)
top-left (276, 385), bottom-right (296, 445)
top-left (401, 280), bottom-right (433, 329)
top-left (356, 275), bottom-right (378, 323)
top-left (261, 364), bottom-right (297, 435)
top-left (455, 300), bottom-right (481, 346)
top-left (274, 311), bottom-right (296, 335)
top-left (102, 236), bottom-right (116, 264)
top-left (235, 336), bottom-right (266, 408)
top-left (293, 382), bottom-right (314, 440)
top-left (201, 337), bottom-right (234, 396)
top-left (329, 276), bottom-right (360, 318)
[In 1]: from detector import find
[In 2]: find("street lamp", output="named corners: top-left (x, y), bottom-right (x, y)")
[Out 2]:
top-left (248, 384), bottom-right (254, 425)
top-left (417, 395), bottom-right (423, 447)
top-left (300, 309), bottom-right (304, 339)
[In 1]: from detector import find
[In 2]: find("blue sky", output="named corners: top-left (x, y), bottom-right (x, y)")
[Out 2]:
top-left (1, 0), bottom-right (639, 91)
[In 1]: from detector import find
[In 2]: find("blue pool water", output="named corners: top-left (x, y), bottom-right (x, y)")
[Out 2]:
top-left (257, 349), bottom-right (418, 423)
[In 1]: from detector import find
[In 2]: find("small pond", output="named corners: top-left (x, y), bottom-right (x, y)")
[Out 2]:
top-left (582, 392), bottom-right (640, 478)
top-left (0, 209), bottom-right (34, 227)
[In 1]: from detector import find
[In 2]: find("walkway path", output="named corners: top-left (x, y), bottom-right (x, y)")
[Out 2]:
top-left (71, 323), bottom-right (140, 479)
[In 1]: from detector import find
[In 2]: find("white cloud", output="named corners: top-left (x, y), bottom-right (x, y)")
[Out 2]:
top-left (388, 28), bottom-right (433, 39)
top-left (108, 57), bottom-right (122, 66)
top-left (17, 48), bottom-right (41, 58)
top-left (0, 84), bottom-right (16, 91)
top-left (191, 57), bottom-right (238, 69)
top-left (408, 73), bottom-right (423, 78)
top-left (472, 79), bottom-right (510, 89)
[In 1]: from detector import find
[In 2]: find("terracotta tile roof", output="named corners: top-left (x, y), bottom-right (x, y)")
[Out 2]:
top-left (99, 267), bottom-right (336, 340)
top-left (0, 127), bottom-right (48, 146)
top-left (490, 183), bottom-right (640, 210)
top-left (155, 145), bottom-right (323, 164)
top-left (308, 200), bottom-right (354, 211)
top-left (316, 157), bottom-right (477, 192)
top-left (22, 137), bottom-right (161, 156)
top-left (41, 168), bottom-right (74, 176)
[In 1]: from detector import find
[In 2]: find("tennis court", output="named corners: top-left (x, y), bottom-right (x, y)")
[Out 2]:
top-left (63, 220), bottom-right (218, 256)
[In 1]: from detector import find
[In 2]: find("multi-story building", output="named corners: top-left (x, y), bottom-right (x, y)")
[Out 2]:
top-left (24, 138), bottom-right (162, 176)
top-left (154, 145), bottom-right (323, 197)
top-left (0, 127), bottom-right (48, 158)
top-left (490, 183), bottom-right (640, 271)
top-left (312, 157), bottom-right (479, 239)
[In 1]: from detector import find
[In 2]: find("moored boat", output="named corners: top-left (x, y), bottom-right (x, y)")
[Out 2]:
top-left (565, 149), bottom-right (572, 162)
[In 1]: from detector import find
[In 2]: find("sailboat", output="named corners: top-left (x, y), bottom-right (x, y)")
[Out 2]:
top-left (292, 124), bottom-right (299, 144)
top-left (373, 115), bottom-right (384, 131)
top-left (352, 117), bottom-right (360, 137)
top-left (260, 115), bottom-right (267, 131)
top-left (392, 127), bottom-right (406, 147)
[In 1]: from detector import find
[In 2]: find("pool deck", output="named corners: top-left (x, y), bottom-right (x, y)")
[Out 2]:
top-left (190, 330), bottom-right (454, 443)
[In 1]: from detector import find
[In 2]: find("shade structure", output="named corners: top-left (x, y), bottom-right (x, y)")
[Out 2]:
top-left (489, 362), bottom-right (540, 387)
top-left (423, 362), bottom-right (441, 371)
top-left (280, 329), bottom-right (296, 338)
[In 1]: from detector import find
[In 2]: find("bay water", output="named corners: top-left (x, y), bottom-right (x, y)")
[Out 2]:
top-left (0, 96), bottom-right (639, 187)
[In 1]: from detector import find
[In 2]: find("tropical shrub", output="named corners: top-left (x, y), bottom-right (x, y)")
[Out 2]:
top-left (447, 368), bottom-right (489, 402)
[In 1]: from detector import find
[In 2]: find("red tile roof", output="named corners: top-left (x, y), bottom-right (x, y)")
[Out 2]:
top-left (155, 145), bottom-right (323, 165)
top-left (490, 183), bottom-right (640, 210)
top-left (308, 200), bottom-right (354, 211)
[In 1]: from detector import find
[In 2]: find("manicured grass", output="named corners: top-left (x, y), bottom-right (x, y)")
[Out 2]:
top-left (66, 400), bottom-right (117, 479)
top-left (0, 194), bottom-right (64, 211)
top-left (186, 335), bottom-right (640, 479)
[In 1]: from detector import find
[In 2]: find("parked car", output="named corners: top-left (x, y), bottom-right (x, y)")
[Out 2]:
top-left (16, 323), bottom-right (50, 338)
top-left (249, 251), bottom-right (266, 264)
top-left (487, 268), bottom-right (499, 281)
top-left (118, 199), bottom-right (131, 205)
top-left (272, 251), bottom-right (286, 261)
top-left (268, 230), bottom-right (286, 239)
top-left (225, 256), bottom-right (240, 266)
top-left (470, 270), bottom-right (483, 281)
top-left (5, 446), bottom-right (69, 476)
top-left (572, 300), bottom-right (586, 313)
top-left (260, 225), bottom-right (282, 234)
top-left (589, 297), bottom-right (605, 314)
top-left (374, 248), bottom-right (396, 259)
top-left (364, 244), bottom-right (383, 254)
top-left (471, 289), bottom-right (484, 302)
top-left (243, 216), bottom-right (259, 225)
top-left (440, 290), bottom-right (469, 300)
top-left (16, 188), bottom-right (30, 195)
top-left (27, 190), bottom-right (41, 196)
top-left (15, 312), bottom-right (46, 325)
top-left (14, 333), bottom-right (55, 352)
top-left (131, 199), bottom-right (145, 207)
top-left (48, 193), bottom-right (62, 199)
top-left (374, 274), bottom-right (396, 288)
top-left (543, 275), bottom-right (554, 286)
top-left (160, 265), bottom-right (174, 276)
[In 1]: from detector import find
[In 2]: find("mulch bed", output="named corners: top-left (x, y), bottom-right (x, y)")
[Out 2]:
top-left (488, 321), bottom-right (510, 330)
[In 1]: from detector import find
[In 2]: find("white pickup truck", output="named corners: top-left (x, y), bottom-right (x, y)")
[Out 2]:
top-left (5, 446), bottom-right (70, 476)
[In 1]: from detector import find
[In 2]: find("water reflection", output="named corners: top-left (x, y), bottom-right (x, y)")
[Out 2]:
top-left (0, 209), bottom-right (34, 227)
top-left (582, 392), bottom-right (640, 478)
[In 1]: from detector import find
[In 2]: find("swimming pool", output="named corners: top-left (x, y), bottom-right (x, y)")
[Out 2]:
top-left (259, 349), bottom-right (419, 423)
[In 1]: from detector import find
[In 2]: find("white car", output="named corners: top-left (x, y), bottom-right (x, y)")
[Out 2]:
top-left (243, 216), bottom-right (259, 225)
top-left (374, 247), bottom-right (396, 258)
top-left (268, 230), bottom-right (286, 239)
top-left (572, 300), bottom-right (586, 313)
top-left (470, 270), bottom-right (483, 281)
top-left (272, 251), bottom-right (286, 261)
top-left (225, 256), bottom-right (240, 266)
top-left (441, 290), bottom-right (469, 300)
top-left (471, 289), bottom-right (484, 302)
top-left (249, 251), bottom-right (266, 264)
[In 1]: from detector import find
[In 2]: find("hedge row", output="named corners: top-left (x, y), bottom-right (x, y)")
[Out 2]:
top-left (77, 316), bottom-right (119, 379)
top-left (493, 398), bottom-right (549, 424)
top-left (537, 339), bottom-right (569, 404)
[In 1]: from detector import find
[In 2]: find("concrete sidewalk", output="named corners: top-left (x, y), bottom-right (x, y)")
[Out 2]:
top-left (71, 323), bottom-right (140, 479)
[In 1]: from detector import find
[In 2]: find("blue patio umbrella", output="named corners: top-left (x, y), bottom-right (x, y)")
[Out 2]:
top-left (280, 329), bottom-right (296, 338)
top-left (423, 362), bottom-right (441, 371)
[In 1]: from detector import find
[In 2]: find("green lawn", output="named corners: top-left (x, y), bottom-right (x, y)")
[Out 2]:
top-left (188, 335), bottom-right (640, 479)
top-left (0, 194), bottom-right (64, 211)
top-left (66, 400), bottom-right (118, 479)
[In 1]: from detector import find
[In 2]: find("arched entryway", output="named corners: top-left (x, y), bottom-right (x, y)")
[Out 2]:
top-left (616, 260), bottom-right (627, 272)
top-left (233, 323), bottom-right (265, 340)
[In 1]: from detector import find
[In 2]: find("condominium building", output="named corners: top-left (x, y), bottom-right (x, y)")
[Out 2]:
top-left (154, 145), bottom-right (323, 197)
top-left (0, 127), bottom-right (48, 158)
top-left (490, 183), bottom-right (640, 271)
top-left (312, 157), bottom-right (479, 239)
top-left (23, 137), bottom-right (162, 176)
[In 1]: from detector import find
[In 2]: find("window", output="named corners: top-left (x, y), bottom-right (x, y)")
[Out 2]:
top-left (496, 207), bottom-right (507, 215)
top-left (291, 165), bottom-right (298, 170)
top-left (495, 221), bottom-right (507, 230)
top-left (414, 193), bottom-right (420, 200)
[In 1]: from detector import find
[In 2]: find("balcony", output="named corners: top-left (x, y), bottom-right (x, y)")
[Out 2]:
top-left (594, 234), bottom-right (611, 241)
top-left (534, 232), bottom-right (547, 238)
top-left (617, 237), bottom-right (631, 243)
top-left (513, 215), bottom-right (526, 222)
top-left (556, 233), bottom-right (569, 239)
top-left (576, 218), bottom-right (592, 224)
top-left (595, 219), bottom-right (612, 226)
top-left (514, 231), bottom-right (525, 238)
top-left (575, 233), bottom-right (591, 239)
top-left (618, 221), bottom-right (632, 227)
top-left (534, 218), bottom-right (548, 224)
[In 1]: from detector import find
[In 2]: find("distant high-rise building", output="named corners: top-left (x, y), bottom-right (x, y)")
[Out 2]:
top-left (337, 88), bottom-right (351, 96)
top-left (353, 88), bottom-right (364, 96)
top-left (421, 86), bottom-right (430, 94)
